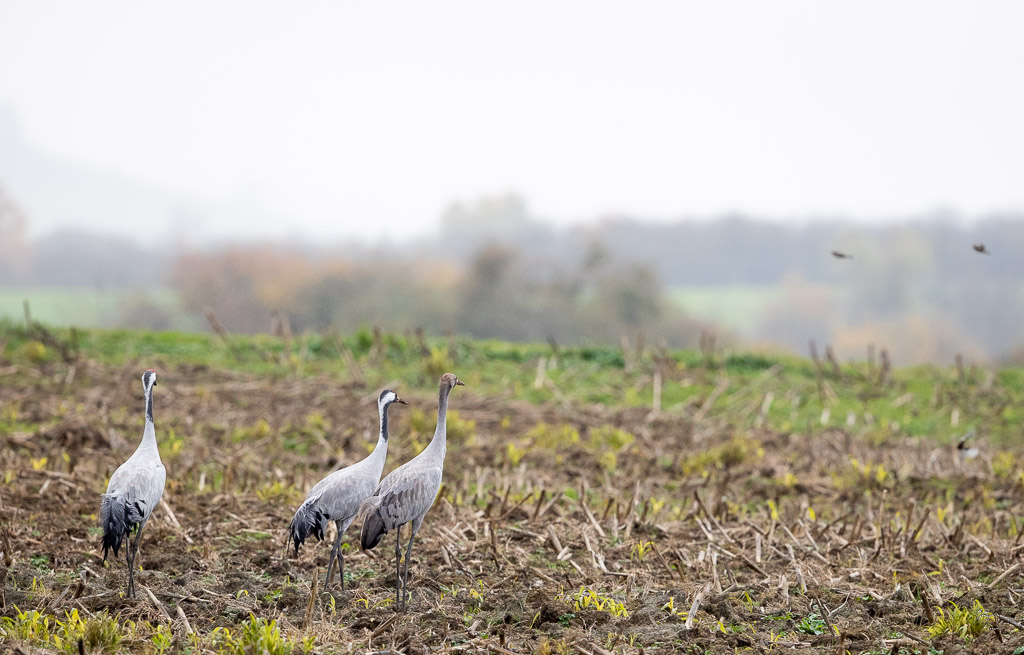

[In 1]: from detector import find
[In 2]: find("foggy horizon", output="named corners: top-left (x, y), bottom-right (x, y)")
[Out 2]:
top-left (1, 104), bottom-right (1011, 248)
top-left (3, 1), bottom-right (1024, 244)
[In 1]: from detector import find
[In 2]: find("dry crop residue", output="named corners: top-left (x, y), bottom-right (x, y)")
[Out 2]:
top-left (2, 357), bottom-right (1023, 654)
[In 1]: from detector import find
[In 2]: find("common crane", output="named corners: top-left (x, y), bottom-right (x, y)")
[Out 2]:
top-left (289, 389), bottom-right (407, 589)
top-left (360, 373), bottom-right (463, 611)
top-left (100, 369), bottom-right (166, 599)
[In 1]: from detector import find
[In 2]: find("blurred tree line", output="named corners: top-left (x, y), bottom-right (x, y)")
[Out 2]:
top-left (438, 199), bottom-right (1024, 363)
top-left (2, 190), bottom-right (1023, 363)
top-left (171, 240), bottom-right (712, 349)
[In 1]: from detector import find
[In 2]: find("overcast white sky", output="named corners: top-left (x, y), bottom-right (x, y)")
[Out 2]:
top-left (1, 1), bottom-right (1022, 241)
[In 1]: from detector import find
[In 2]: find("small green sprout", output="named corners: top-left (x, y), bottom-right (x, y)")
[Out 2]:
top-left (795, 613), bottom-right (827, 635)
top-left (211, 614), bottom-right (295, 655)
top-left (661, 596), bottom-right (688, 622)
top-left (151, 624), bottom-right (174, 655)
top-left (927, 599), bottom-right (992, 643)
top-left (506, 442), bottom-right (527, 466)
top-left (558, 586), bottom-right (628, 617)
top-left (630, 540), bottom-right (654, 561)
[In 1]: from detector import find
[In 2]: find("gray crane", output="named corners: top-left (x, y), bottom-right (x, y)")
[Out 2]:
top-left (100, 369), bottom-right (166, 599)
top-left (289, 389), bottom-right (408, 589)
top-left (360, 373), bottom-right (464, 611)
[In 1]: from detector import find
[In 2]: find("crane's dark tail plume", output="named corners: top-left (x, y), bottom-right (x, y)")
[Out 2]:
top-left (100, 493), bottom-right (127, 560)
top-left (288, 502), bottom-right (327, 555)
top-left (100, 493), bottom-right (145, 561)
top-left (360, 497), bottom-right (387, 550)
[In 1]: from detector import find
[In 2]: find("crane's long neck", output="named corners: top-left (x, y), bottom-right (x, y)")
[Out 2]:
top-left (366, 400), bottom-right (392, 471)
top-left (380, 400), bottom-right (391, 444)
top-left (141, 384), bottom-right (158, 451)
top-left (424, 384), bottom-right (452, 460)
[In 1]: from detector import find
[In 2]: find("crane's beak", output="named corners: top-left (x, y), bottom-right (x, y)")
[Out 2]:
top-left (395, 396), bottom-right (409, 405)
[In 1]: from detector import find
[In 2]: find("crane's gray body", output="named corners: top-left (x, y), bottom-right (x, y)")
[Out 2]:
top-left (289, 422), bottom-right (391, 547)
top-left (295, 453), bottom-right (384, 537)
top-left (100, 421), bottom-right (166, 542)
top-left (361, 433), bottom-right (445, 540)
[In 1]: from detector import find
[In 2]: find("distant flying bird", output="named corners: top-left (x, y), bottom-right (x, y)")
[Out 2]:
top-left (360, 373), bottom-right (464, 611)
top-left (831, 250), bottom-right (853, 260)
top-left (973, 243), bottom-right (990, 255)
top-left (100, 369), bottom-right (166, 598)
top-left (288, 389), bottom-right (407, 590)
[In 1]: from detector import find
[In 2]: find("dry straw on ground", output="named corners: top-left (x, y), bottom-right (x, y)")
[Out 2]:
top-left (2, 352), bottom-right (1024, 654)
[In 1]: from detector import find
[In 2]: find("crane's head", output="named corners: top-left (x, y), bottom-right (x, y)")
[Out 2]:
top-left (142, 368), bottom-right (157, 390)
top-left (378, 388), bottom-right (408, 408)
top-left (440, 373), bottom-right (465, 391)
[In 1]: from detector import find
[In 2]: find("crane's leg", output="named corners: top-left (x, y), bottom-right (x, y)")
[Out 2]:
top-left (336, 518), bottom-right (356, 591)
top-left (394, 527), bottom-right (402, 609)
top-left (326, 521), bottom-right (344, 590)
top-left (124, 533), bottom-right (134, 598)
top-left (127, 521), bottom-right (146, 599)
top-left (338, 549), bottom-right (345, 591)
top-left (401, 531), bottom-right (417, 612)
top-left (326, 535), bottom-right (340, 590)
